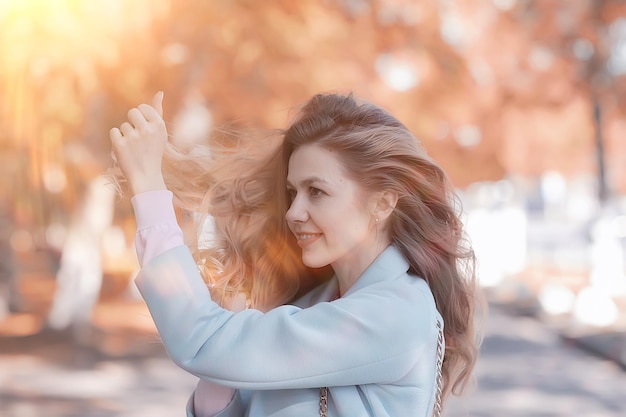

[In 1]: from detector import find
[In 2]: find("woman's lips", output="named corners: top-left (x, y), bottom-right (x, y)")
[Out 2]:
top-left (295, 233), bottom-right (322, 248)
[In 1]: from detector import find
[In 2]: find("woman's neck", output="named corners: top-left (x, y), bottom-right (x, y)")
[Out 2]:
top-left (332, 240), bottom-right (391, 296)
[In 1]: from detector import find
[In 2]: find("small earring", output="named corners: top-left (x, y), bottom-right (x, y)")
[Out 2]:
top-left (375, 217), bottom-right (379, 223)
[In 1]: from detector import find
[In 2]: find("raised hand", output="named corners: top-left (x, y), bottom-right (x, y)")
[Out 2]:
top-left (110, 91), bottom-right (168, 195)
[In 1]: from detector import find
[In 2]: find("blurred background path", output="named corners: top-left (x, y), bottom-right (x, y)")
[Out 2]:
top-left (447, 304), bottom-right (626, 417)
top-left (1, 296), bottom-right (625, 417)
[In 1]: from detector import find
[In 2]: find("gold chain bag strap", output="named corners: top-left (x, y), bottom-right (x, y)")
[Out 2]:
top-left (319, 387), bottom-right (328, 417)
top-left (318, 318), bottom-right (445, 417)
top-left (433, 318), bottom-right (444, 417)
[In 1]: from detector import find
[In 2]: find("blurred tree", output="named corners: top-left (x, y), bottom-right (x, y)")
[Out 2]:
top-left (113, 0), bottom-right (624, 190)
top-left (1, 0), bottom-right (626, 323)
top-left (4, 0), bottom-right (626, 230)
top-left (487, 0), bottom-right (626, 195)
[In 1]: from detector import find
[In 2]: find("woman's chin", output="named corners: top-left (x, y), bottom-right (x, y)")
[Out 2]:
top-left (301, 255), bottom-right (328, 269)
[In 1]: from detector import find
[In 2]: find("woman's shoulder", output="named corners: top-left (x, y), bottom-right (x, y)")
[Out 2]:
top-left (367, 271), bottom-right (437, 312)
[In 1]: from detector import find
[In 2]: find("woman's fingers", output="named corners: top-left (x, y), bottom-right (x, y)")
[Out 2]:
top-left (152, 91), bottom-right (164, 117)
top-left (127, 107), bottom-right (147, 129)
top-left (109, 127), bottom-right (122, 142)
top-left (120, 122), bottom-right (134, 137)
top-left (136, 91), bottom-right (164, 122)
top-left (138, 103), bottom-right (162, 124)
top-left (108, 93), bottom-right (168, 195)
top-left (109, 127), bottom-right (124, 161)
top-left (113, 92), bottom-right (165, 137)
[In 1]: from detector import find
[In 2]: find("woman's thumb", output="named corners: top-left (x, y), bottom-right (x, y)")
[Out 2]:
top-left (152, 91), bottom-right (164, 117)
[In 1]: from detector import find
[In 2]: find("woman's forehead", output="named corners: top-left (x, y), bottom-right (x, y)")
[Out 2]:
top-left (287, 145), bottom-right (345, 181)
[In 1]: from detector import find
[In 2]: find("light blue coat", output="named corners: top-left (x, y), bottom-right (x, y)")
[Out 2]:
top-left (136, 244), bottom-right (443, 417)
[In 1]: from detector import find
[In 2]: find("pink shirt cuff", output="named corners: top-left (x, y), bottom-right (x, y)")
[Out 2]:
top-left (131, 190), bottom-right (185, 267)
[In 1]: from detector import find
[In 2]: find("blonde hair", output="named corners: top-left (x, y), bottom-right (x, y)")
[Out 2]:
top-left (280, 93), bottom-right (483, 402)
top-left (141, 92), bottom-right (481, 405)
top-left (160, 129), bottom-right (329, 311)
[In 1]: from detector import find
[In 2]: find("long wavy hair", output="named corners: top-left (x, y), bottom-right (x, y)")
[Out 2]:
top-left (279, 93), bottom-right (482, 401)
top-left (159, 92), bottom-right (481, 403)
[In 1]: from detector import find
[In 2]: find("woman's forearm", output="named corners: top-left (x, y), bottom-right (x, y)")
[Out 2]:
top-left (132, 190), bottom-right (237, 416)
top-left (131, 190), bottom-right (185, 266)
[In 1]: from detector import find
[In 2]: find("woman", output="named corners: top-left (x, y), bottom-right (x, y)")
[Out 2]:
top-left (110, 91), bottom-right (481, 417)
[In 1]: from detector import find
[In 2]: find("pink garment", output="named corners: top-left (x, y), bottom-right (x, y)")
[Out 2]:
top-left (131, 190), bottom-right (234, 417)
top-left (131, 190), bottom-right (184, 267)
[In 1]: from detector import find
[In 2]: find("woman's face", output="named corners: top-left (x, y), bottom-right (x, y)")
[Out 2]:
top-left (285, 144), bottom-right (381, 274)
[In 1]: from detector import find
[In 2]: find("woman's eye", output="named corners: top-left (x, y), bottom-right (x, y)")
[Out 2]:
top-left (309, 187), bottom-right (324, 198)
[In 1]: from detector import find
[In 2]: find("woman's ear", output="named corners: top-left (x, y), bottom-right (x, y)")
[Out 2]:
top-left (372, 191), bottom-right (398, 222)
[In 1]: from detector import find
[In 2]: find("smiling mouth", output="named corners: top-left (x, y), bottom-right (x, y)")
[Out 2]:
top-left (297, 233), bottom-right (319, 240)
top-left (295, 233), bottom-right (322, 247)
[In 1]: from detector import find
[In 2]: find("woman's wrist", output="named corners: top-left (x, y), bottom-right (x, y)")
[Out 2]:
top-left (130, 175), bottom-right (167, 195)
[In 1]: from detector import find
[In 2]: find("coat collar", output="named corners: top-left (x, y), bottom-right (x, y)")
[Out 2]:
top-left (342, 244), bottom-right (410, 297)
top-left (302, 245), bottom-right (411, 304)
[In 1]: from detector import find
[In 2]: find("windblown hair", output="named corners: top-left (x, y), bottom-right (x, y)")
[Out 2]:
top-left (157, 92), bottom-right (481, 404)
top-left (160, 129), bottom-right (327, 312)
top-left (279, 93), bottom-right (482, 402)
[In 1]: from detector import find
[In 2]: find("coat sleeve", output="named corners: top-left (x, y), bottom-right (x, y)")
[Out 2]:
top-left (135, 245), bottom-right (436, 390)
top-left (132, 190), bottom-right (239, 416)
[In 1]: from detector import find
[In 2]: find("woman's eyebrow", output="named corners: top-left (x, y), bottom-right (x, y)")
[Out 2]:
top-left (286, 176), bottom-right (329, 188)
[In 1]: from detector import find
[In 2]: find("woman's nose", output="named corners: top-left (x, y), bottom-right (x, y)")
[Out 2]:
top-left (285, 196), bottom-right (308, 223)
